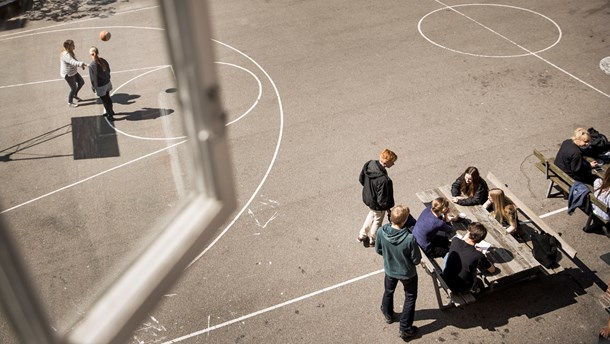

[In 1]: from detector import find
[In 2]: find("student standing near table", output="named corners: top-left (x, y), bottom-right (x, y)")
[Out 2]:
top-left (451, 166), bottom-right (489, 206)
top-left (555, 127), bottom-right (599, 185)
top-left (412, 197), bottom-right (457, 258)
top-left (375, 205), bottom-right (421, 341)
top-left (60, 39), bottom-right (87, 107)
top-left (357, 148), bottom-right (397, 247)
top-left (88, 46), bottom-right (116, 121)
top-left (442, 222), bottom-right (496, 293)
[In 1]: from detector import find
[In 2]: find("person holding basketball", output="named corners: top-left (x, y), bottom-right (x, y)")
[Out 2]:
top-left (60, 39), bottom-right (87, 107)
top-left (88, 46), bottom-right (116, 121)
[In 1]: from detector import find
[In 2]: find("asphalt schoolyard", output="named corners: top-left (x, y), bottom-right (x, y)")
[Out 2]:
top-left (1, 0), bottom-right (610, 343)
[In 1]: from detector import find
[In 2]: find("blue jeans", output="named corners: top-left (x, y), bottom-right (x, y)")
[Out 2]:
top-left (64, 73), bottom-right (84, 103)
top-left (382, 274), bottom-right (418, 331)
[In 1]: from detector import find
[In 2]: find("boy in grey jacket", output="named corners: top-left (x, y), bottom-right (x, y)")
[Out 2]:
top-left (376, 205), bottom-right (421, 341)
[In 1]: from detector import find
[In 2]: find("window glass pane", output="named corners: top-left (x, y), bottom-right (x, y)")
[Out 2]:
top-left (0, 1), bottom-right (198, 335)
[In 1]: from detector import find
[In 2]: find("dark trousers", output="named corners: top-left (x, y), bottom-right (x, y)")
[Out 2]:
top-left (64, 73), bottom-right (84, 103)
top-left (382, 274), bottom-right (418, 331)
top-left (425, 235), bottom-right (450, 258)
top-left (100, 91), bottom-right (114, 116)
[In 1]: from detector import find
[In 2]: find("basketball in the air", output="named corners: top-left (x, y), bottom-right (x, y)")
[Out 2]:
top-left (99, 31), bottom-right (111, 41)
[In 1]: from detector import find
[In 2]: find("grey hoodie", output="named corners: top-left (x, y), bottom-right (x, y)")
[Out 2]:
top-left (375, 223), bottom-right (421, 279)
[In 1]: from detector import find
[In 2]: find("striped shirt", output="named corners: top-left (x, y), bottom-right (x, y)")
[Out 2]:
top-left (60, 52), bottom-right (84, 78)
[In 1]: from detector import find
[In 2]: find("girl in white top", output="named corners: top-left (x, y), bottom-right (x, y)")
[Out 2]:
top-left (60, 39), bottom-right (87, 107)
top-left (593, 169), bottom-right (610, 222)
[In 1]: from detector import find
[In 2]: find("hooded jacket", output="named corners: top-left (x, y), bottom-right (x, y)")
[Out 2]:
top-left (359, 160), bottom-right (394, 211)
top-left (375, 224), bottom-right (421, 279)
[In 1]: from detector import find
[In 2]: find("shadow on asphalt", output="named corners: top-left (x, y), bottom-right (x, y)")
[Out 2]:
top-left (412, 269), bottom-right (592, 337)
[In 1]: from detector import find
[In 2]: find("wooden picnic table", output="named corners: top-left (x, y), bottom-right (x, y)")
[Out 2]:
top-left (416, 185), bottom-right (542, 289)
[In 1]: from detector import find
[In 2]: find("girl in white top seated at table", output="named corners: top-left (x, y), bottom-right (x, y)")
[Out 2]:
top-left (483, 188), bottom-right (519, 234)
top-left (593, 169), bottom-right (610, 223)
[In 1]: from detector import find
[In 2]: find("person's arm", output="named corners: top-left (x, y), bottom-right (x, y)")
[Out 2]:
top-left (410, 238), bottom-right (422, 266)
top-left (451, 177), bottom-right (461, 198)
top-left (375, 237), bottom-right (382, 256)
top-left (89, 63), bottom-right (98, 93)
top-left (482, 200), bottom-right (492, 210)
top-left (359, 162), bottom-right (367, 186)
top-left (602, 317), bottom-right (610, 338)
top-left (458, 181), bottom-right (488, 206)
top-left (376, 179), bottom-right (394, 210)
top-left (62, 53), bottom-right (84, 68)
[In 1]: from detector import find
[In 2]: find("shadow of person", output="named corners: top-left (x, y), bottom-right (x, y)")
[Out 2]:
top-left (111, 93), bottom-right (141, 105)
top-left (119, 108), bottom-right (175, 121)
top-left (410, 268), bottom-right (591, 337)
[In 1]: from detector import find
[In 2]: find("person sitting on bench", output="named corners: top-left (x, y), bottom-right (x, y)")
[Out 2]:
top-left (442, 222), bottom-right (496, 293)
top-left (483, 188), bottom-right (519, 234)
top-left (412, 197), bottom-right (458, 258)
top-left (450, 166), bottom-right (489, 206)
top-left (555, 128), bottom-right (599, 185)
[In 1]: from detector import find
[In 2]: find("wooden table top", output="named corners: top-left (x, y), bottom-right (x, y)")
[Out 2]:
top-left (416, 185), bottom-right (541, 284)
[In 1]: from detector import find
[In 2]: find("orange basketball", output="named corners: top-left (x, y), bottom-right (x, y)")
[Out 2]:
top-left (99, 31), bottom-right (111, 41)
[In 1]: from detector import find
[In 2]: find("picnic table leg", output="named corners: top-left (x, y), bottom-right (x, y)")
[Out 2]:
top-left (428, 274), bottom-right (453, 310)
top-left (546, 180), bottom-right (554, 198)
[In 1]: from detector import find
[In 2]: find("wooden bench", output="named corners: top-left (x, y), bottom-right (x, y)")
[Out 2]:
top-left (418, 249), bottom-right (476, 310)
top-left (533, 149), bottom-right (609, 233)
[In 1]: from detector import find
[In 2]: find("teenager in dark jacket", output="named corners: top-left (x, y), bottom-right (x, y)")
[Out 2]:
top-left (555, 128), bottom-right (598, 185)
top-left (451, 166), bottom-right (488, 206)
top-left (357, 148), bottom-right (397, 246)
top-left (89, 46), bottom-right (116, 121)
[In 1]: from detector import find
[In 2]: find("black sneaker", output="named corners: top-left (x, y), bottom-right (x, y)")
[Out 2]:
top-left (380, 306), bottom-right (393, 324)
top-left (74, 96), bottom-right (82, 101)
top-left (399, 326), bottom-right (418, 341)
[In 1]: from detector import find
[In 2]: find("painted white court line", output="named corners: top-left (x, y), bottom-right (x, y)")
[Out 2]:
top-left (0, 5), bottom-right (161, 39)
top-left (187, 39), bottom-right (284, 267)
top-left (420, 3), bottom-right (561, 58)
top-left (0, 65), bottom-right (171, 89)
top-left (162, 269), bottom-right (384, 343)
top-left (539, 206), bottom-right (568, 218)
top-left (0, 140), bottom-right (187, 215)
top-left (424, 1), bottom-right (610, 99)
top-left (0, 25), bottom-right (164, 42)
top-left (216, 62), bottom-right (263, 127)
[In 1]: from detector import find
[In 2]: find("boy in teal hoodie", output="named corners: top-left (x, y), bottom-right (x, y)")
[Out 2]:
top-left (376, 205), bottom-right (421, 341)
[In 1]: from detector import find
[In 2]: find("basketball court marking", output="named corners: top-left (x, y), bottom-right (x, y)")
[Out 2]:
top-left (186, 38), bottom-right (284, 267)
top-left (0, 5), bottom-right (161, 40)
top-left (162, 269), bottom-right (385, 343)
top-left (420, 1), bottom-right (610, 100)
top-left (0, 139), bottom-right (187, 215)
top-left (0, 65), bottom-right (170, 90)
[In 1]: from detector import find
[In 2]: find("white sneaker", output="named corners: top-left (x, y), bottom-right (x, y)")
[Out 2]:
top-left (68, 103), bottom-right (78, 108)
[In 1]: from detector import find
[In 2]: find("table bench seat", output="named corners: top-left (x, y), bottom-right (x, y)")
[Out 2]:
top-left (533, 149), bottom-right (609, 233)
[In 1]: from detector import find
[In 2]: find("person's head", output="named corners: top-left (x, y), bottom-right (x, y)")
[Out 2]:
top-left (390, 205), bottom-right (410, 226)
top-left (571, 128), bottom-right (591, 148)
top-left (89, 46), bottom-right (99, 60)
top-left (462, 166), bottom-right (480, 185)
top-left (431, 197), bottom-right (450, 216)
top-left (488, 188), bottom-right (505, 204)
top-left (467, 222), bottom-right (487, 243)
top-left (62, 40), bottom-right (75, 54)
top-left (379, 148), bottom-right (397, 168)
top-left (460, 166), bottom-right (481, 197)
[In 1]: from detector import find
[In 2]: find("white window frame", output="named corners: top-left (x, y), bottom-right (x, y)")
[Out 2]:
top-left (0, 1), bottom-right (236, 343)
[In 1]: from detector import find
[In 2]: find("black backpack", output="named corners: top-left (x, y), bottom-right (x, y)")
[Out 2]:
top-left (531, 231), bottom-right (559, 269)
top-left (582, 127), bottom-right (610, 158)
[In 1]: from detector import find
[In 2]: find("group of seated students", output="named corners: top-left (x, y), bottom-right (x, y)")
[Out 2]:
top-left (410, 166), bottom-right (510, 294)
top-left (555, 127), bottom-right (610, 224)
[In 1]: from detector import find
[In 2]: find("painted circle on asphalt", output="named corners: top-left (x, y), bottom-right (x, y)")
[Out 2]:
top-left (418, 4), bottom-right (562, 58)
